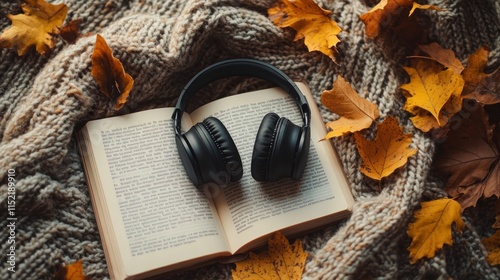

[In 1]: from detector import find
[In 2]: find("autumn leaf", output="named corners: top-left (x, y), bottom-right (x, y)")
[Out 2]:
top-left (407, 198), bottom-right (465, 264)
top-left (0, 0), bottom-right (68, 55)
top-left (232, 231), bottom-right (308, 280)
top-left (268, 0), bottom-right (341, 60)
top-left (417, 42), bottom-right (464, 75)
top-left (354, 116), bottom-right (417, 181)
top-left (482, 230), bottom-right (500, 266)
top-left (53, 259), bottom-right (88, 280)
top-left (321, 76), bottom-right (380, 138)
top-left (91, 34), bottom-right (134, 110)
top-left (462, 46), bottom-right (500, 105)
top-left (433, 106), bottom-right (500, 209)
top-left (401, 59), bottom-right (464, 132)
top-left (360, 0), bottom-right (439, 39)
top-left (60, 19), bottom-right (81, 44)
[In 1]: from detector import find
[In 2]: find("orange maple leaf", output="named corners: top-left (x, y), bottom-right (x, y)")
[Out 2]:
top-left (321, 76), bottom-right (380, 138)
top-left (401, 59), bottom-right (464, 132)
top-left (268, 0), bottom-right (341, 60)
top-left (0, 0), bottom-right (68, 55)
top-left (354, 116), bottom-right (417, 181)
top-left (232, 231), bottom-right (308, 280)
top-left (407, 198), bottom-right (465, 264)
top-left (53, 259), bottom-right (88, 280)
top-left (91, 34), bottom-right (134, 110)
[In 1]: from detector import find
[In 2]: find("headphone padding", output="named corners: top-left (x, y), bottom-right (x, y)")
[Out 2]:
top-left (202, 117), bottom-right (243, 182)
top-left (251, 113), bottom-right (280, 181)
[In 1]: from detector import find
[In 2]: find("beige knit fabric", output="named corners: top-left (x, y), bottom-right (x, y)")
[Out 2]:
top-left (1, 0), bottom-right (499, 279)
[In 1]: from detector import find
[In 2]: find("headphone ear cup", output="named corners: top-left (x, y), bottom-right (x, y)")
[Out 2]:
top-left (251, 112), bottom-right (308, 182)
top-left (251, 113), bottom-right (280, 181)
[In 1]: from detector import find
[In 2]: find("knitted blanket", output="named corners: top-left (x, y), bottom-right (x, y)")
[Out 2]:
top-left (1, 0), bottom-right (499, 279)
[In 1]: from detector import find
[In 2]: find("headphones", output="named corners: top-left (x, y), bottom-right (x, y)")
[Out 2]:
top-left (171, 58), bottom-right (311, 187)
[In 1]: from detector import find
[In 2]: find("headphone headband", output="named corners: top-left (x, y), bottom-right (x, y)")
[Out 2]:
top-left (172, 58), bottom-right (311, 135)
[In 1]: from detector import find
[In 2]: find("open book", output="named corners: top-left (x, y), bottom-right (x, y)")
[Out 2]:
top-left (77, 83), bottom-right (354, 280)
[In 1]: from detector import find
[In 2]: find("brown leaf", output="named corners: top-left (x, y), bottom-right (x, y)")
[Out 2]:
top-left (268, 0), bottom-right (341, 61)
top-left (433, 106), bottom-right (500, 209)
top-left (0, 0), bottom-right (68, 55)
top-left (360, 0), bottom-right (439, 39)
top-left (91, 34), bottom-right (134, 110)
top-left (60, 19), bottom-right (81, 44)
top-left (401, 59), bottom-right (464, 132)
top-left (407, 198), bottom-right (465, 264)
top-left (354, 116), bottom-right (417, 181)
top-left (232, 231), bottom-right (308, 280)
top-left (321, 76), bottom-right (380, 138)
top-left (482, 230), bottom-right (500, 266)
top-left (417, 42), bottom-right (464, 74)
top-left (462, 46), bottom-right (500, 105)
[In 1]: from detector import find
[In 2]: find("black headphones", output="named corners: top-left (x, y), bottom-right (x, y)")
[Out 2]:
top-left (171, 58), bottom-right (311, 187)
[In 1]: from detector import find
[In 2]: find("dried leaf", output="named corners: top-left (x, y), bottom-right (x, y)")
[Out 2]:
top-left (462, 46), bottom-right (500, 105)
top-left (433, 106), bottom-right (500, 209)
top-left (268, 0), bottom-right (341, 60)
top-left (232, 231), bottom-right (308, 280)
top-left (360, 0), bottom-right (439, 39)
top-left (53, 259), bottom-right (88, 280)
top-left (0, 0), bottom-right (68, 55)
top-left (482, 230), bottom-right (500, 266)
top-left (354, 116), bottom-right (417, 181)
top-left (91, 34), bottom-right (134, 110)
top-left (407, 198), bottom-right (465, 264)
top-left (401, 59), bottom-right (464, 132)
top-left (60, 19), bottom-right (81, 44)
top-left (321, 76), bottom-right (380, 138)
top-left (417, 42), bottom-right (464, 74)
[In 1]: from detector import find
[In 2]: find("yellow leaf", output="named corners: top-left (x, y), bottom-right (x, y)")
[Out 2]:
top-left (91, 34), bottom-right (134, 110)
top-left (407, 199), bottom-right (465, 264)
top-left (462, 46), bottom-right (500, 105)
top-left (409, 2), bottom-right (441, 16)
top-left (232, 231), bottom-right (308, 280)
top-left (0, 0), bottom-right (68, 55)
top-left (268, 0), bottom-right (341, 60)
top-left (401, 59), bottom-right (464, 131)
top-left (354, 116), bottom-right (416, 181)
top-left (53, 259), bottom-right (88, 280)
top-left (482, 230), bottom-right (500, 265)
top-left (321, 76), bottom-right (380, 138)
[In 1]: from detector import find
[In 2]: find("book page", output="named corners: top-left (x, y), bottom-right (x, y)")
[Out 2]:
top-left (189, 83), bottom-right (353, 253)
top-left (80, 108), bottom-right (230, 279)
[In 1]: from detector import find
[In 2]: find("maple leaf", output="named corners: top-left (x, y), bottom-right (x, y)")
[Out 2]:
top-left (407, 198), bottom-right (465, 264)
top-left (482, 230), bottom-right (500, 266)
top-left (417, 42), bottom-right (464, 75)
top-left (268, 0), bottom-right (341, 60)
top-left (53, 259), bottom-right (88, 280)
top-left (354, 116), bottom-right (417, 181)
top-left (0, 0), bottom-right (68, 55)
top-left (462, 46), bottom-right (500, 105)
top-left (321, 76), bottom-right (380, 138)
top-left (232, 231), bottom-right (308, 280)
top-left (60, 19), bottom-right (81, 44)
top-left (360, 0), bottom-right (439, 39)
top-left (433, 106), bottom-right (500, 209)
top-left (91, 34), bottom-right (134, 110)
top-left (401, 59), bottom-right (464, 132)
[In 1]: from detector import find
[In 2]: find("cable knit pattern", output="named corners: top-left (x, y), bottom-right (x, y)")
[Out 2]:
top-left (0, 0), bottom-right (499, 279)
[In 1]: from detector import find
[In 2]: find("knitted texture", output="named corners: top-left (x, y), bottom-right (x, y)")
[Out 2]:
top-left (0, 0), bottom-right (499, 279)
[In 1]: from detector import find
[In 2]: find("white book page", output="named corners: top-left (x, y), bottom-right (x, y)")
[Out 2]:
top-left (190, 83), bottom-right (353, 253)
top-left (82, 108), bottom-right (230, 279)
